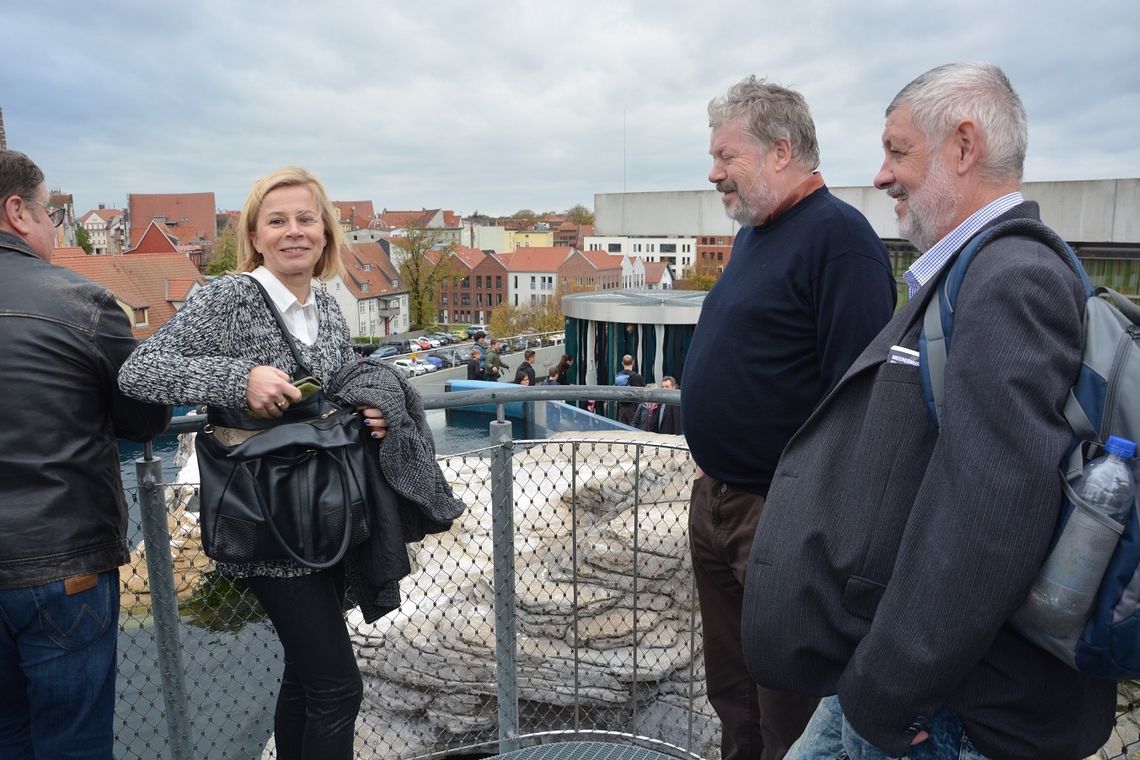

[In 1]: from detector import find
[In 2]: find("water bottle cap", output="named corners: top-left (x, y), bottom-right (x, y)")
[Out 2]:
top-left (1105, 436), bottom-right (1137, 459)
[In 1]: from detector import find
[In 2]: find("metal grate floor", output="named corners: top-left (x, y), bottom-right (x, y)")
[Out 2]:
top-left (489, 741), bottom-right (678, 760)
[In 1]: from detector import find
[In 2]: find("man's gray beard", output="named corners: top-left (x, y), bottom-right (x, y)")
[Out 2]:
top-left (899, 158), bottom-right (961, 252)
top-left (726, 181), bottom-right (779, 227)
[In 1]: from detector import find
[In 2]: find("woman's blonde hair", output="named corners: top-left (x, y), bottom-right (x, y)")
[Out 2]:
top-left (236, 167), bottom-right (345, 280)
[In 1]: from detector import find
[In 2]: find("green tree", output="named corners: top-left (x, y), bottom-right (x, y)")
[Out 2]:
top-left (565, 204), bottom-right (594, 226)
top-left (511, 209), bottom-right (537, 229)
top-left (75, 225), bottom-right (93, 254)
top-left (678, 262), bottom-right (719, 291)
top-left (207, 226), bottom-right (237, 275)
top-left (392, 222), bottom-right (457, 328)
top-left (488, 301), bottom-right (523, 338)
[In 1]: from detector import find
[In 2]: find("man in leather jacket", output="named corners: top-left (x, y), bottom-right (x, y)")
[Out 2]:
top-left (0, 150), bottom-right (170, 758)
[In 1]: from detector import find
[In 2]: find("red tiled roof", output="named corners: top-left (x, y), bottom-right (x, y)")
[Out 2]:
top-left (52, 246), bottom-right (87, 259)
top-left (643, 260), bottom-right (669, 284)
top-left (79, 208), bottom-right (123, 224)
top-left (128, 221), bottom-right (180, 254)
top-left (450, 245), bottom-right (489, 269)
top-left (378, 208), bottom-right (460, 230)
top-left (378, 210), bottom-right (434, 229)
top-left (580, 251), bottom-right (623, 271)
top-left (339, 243), bottom-right (405, 300)
top-left (53, 252), bottom-right (205, 338)
top-left (333, 200), bottom-right (376, 230)
top-left (128, 192), bottom-right (216, 247)
top-left (502, 246), bottom-right (574, 272)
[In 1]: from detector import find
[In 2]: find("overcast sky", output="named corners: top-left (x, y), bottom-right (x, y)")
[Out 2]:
top-left (3, 1), bottom-right (1137, 218)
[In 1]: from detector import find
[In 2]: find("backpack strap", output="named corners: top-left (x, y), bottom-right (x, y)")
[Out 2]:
top-left (920, 218), bottom-right (1092, 430)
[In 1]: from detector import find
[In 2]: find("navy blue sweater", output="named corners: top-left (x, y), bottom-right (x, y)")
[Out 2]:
top-left (682, 187), bottom-right (896, 494)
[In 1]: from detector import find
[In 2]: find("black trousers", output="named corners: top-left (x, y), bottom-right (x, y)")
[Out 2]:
top-left (244, 565), bottom-right (363, 760)
top-left (688, 475), bottom-right (818, 760)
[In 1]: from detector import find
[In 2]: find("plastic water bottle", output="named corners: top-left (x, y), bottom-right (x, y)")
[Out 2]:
top-left (1014, 435), bottom-right (1137, 654)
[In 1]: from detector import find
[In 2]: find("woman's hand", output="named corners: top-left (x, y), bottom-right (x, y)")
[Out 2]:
top-left (360, 407), bottom-right (388, 440)
top-left (246, 365), bottom-right (302, 418)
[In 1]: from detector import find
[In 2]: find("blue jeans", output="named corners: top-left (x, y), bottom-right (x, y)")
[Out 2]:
top-left (0, 570), bottom-right (119, 759)
top-left (787, 696), bottom-right (990, 760)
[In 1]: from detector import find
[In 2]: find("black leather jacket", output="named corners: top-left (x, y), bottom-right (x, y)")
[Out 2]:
top-left (0, 231), bottom-right (171, 588)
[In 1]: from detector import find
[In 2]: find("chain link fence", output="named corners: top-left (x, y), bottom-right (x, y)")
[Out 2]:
top-left (115, 418), bottom-right (1140, 759)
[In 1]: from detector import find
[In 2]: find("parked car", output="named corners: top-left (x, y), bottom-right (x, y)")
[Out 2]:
top-left (430, 349), bottom-right (461, 368)
top-left (373, 344), bottom-right (399, 359)
top-left (413, 337), bottom-right (434, 351)
top-left (422, 355), bottom-right (444, 370)
top-left (515, 333), bottom-right (542, 349)
top-left (452, 346), bottom-right (472, 363)
top-left (383, 339), bottom-right (416, 355)
top-left (422, 336), bottom-right (443, 348)
top-left (429, 332), bottom-right (457, 345)
top-left (392, 358), bottom-right (426, 377)
top-left (351, 343), bottom-right (380, 358)
top-left (412, 358), bottom-right (437, 373)
top-left (466, 324), bottom-right (488, 338)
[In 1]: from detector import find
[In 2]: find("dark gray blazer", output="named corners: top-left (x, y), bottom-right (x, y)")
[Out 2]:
top-left (741, 203), bottom-right (1115, 759)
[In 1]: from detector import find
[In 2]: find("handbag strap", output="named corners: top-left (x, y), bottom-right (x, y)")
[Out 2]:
top-left (246, 275), bottom-right (315, 380)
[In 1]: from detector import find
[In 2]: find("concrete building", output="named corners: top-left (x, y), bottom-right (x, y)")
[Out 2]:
top-left (582, 234), bottom-right (696, 280)
top-left (595, 180), bottom-right (1140, 247)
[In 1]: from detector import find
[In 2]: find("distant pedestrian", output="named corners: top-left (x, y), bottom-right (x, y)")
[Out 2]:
top-left (484, 338), bottom-right (509, 381)
top-left (473, 330), bottom-right (489, 358)
top-left (614, 353), bottom-right (645, 426)
top-left (632, 383), bottom-right (659, 431)
top-left (517, 349), bottom-right (537, 385)
top-left (543, 366), bottom-right (559, 385)
top-left (512, 368), bottom-right (531, 385)
top-left (467, 347), bottom-right (485, 380)
top-left (554, 354), bottom-right (574, 385)
top-left (654, 375), bottom-right (682, 435)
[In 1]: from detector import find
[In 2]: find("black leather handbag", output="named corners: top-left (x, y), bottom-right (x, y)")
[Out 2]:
top-left (195, 279), bottom-right (369, 569)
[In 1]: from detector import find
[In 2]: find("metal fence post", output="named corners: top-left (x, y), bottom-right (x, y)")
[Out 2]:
top-left (489, 403), bottom-right (519, 753)
top-left (135, 452), bottom-right (195, 760)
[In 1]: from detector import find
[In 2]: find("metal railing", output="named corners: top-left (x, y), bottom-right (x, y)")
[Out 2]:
top-left (116, 386), bottom-right (1140, 759)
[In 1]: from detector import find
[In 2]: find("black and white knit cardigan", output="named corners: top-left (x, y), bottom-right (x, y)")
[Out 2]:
top-left (118, 274), bottom-right (466, 581)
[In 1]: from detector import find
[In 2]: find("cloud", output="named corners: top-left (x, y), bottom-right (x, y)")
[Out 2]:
top-left (2, 0), bottom-right (1136, 217)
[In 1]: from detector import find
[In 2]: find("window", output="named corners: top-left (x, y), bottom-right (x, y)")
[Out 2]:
top-left (496, 294), bottom-right (502, 304)
top-left (513, 276), bottom-right (518, 288)
top-left (530, 275), bottom-right (536, 288)
top-left (476, 275), bottom-right (483, 288)
top-left (717, 252), bottom-right (724, 261)
top-left (496, 276), bottom-right (502, 289)
top-left (477, 294), bottom-right (483, 306)
top-left (133, 308), bottom-right (149, 328)
top-left (441, 293), bottom-right (448, 304)
top-left (660, 243), bottom-right (676, 253)
top-left (461, 277), bottom-right (470, 288)
top-left (607, 243), bottom-right (621, 253)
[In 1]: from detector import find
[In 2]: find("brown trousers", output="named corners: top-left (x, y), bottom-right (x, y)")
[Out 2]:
top-left (688, 475), bottom-right (818, 760)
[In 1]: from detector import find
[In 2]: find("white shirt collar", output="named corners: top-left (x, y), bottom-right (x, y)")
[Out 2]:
top-left (903, 191), bottom-right (1024, 295)
top-left (245, 267), bottom-right (319, 345)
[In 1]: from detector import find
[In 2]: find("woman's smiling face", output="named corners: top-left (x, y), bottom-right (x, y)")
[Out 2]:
top-left (252, 184), bottom-right (327, 281)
